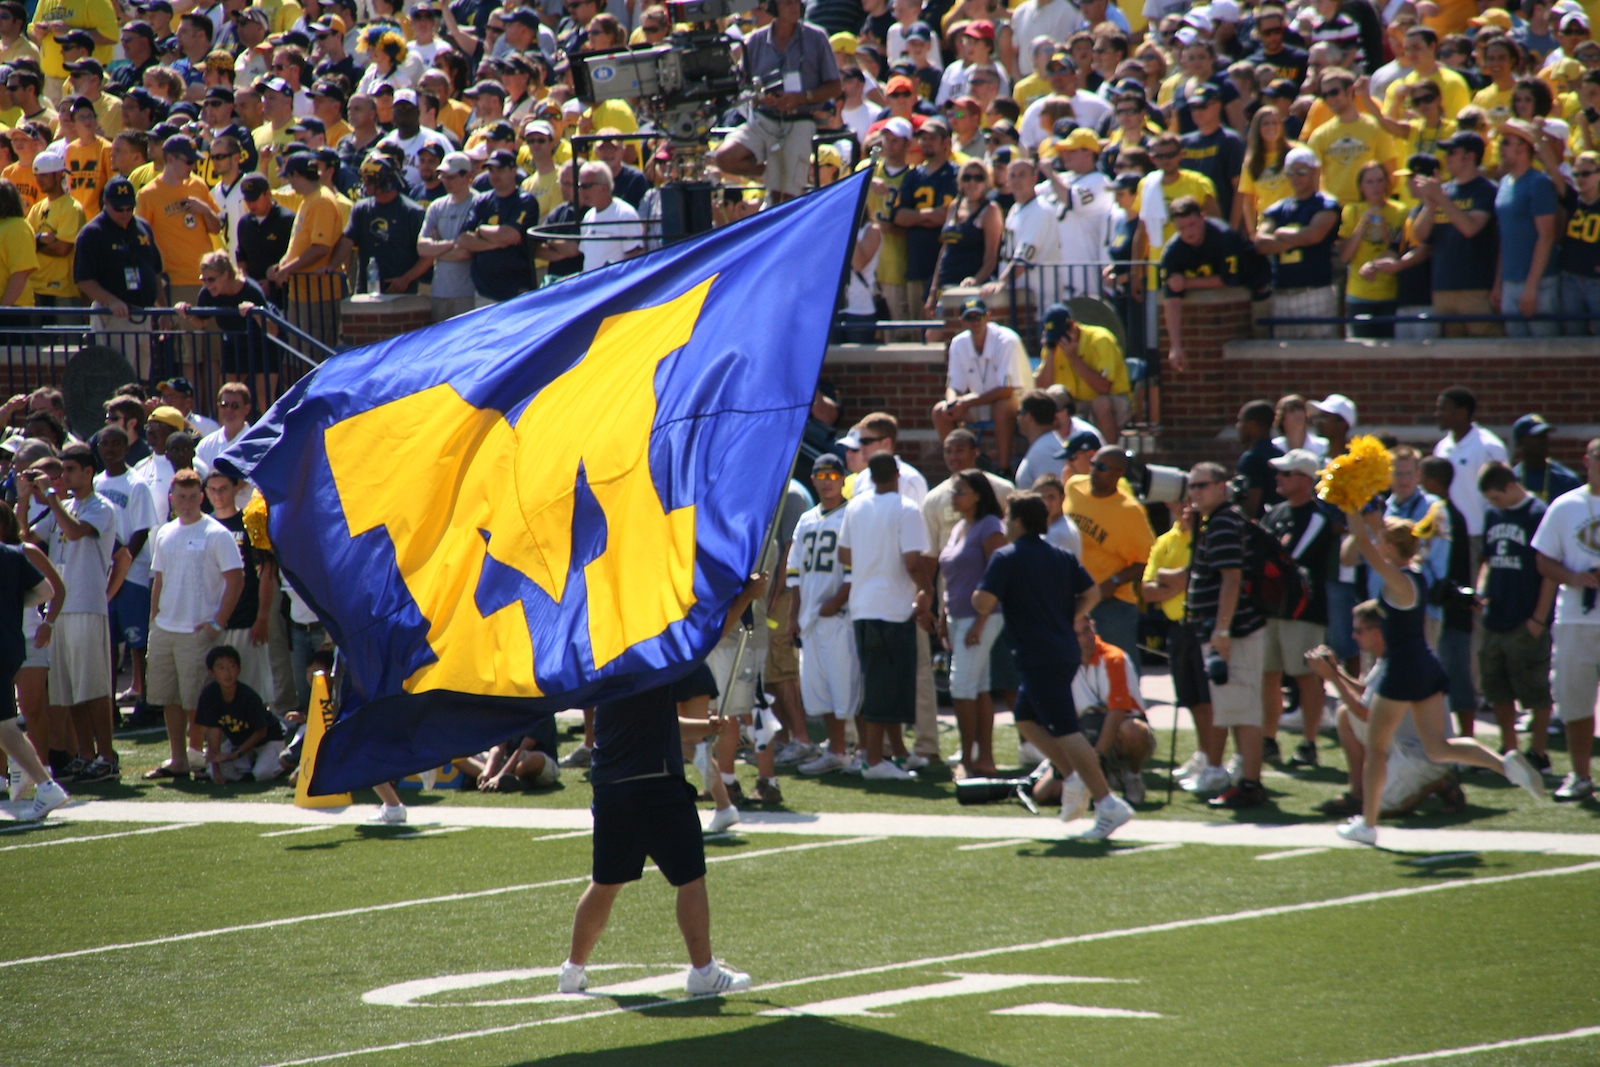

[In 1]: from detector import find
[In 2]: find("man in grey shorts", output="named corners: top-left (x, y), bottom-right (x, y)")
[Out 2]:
top-left (712, 0), bottom-right (840, 204)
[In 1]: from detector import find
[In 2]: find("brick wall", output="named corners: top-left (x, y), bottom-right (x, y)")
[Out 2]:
top-left (339, 295), bottom-right (433, 349)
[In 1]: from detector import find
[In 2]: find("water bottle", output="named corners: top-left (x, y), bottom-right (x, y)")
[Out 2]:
top-left (366, 258), bottom-right (381, 296)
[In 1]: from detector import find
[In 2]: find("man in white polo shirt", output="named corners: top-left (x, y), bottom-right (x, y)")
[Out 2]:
top-left (932, 296), bottom-right (1022, 470)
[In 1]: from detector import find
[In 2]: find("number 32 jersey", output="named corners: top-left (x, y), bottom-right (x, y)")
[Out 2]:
top-left (787, 502), bottom-right (852, 631)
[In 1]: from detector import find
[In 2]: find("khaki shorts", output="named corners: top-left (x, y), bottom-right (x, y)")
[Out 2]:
top-left (1433, 289), bottom-right (1503, 338)
top-left (147, 626), bottom-right (219, 711)
top-left (1478, 625), bottom-right (1552, 709)
top-left (764, 588), bottom-right (799, 683)
top-left (1262, 618), bottom-right (1324, 677)
top-left (1208, 627), bottom-right (1266, 728)
top-left (723, 111), bottom-right (815, 198)
top-left (1551, 623), bottom-right (1600, 722)
top-left (47, 613), bottom-right (112, 706)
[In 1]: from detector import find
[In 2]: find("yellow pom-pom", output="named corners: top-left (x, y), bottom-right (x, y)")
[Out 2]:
top-left (243, 493), bottom-right (272, 552)
top-left (1316, 435), bottom-right (1393, 512)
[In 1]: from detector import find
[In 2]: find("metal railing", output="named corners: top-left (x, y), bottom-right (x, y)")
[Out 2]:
top-left (1259, 310), bottom-right (1600, 338)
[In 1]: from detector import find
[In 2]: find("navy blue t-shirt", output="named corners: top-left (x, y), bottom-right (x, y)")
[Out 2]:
top-left (1262, 192), bottom-right (1340, 288)
top-left (465, 187), bottom-right (539, 301)
top-left (1428, 175), bottom-right (1498, 291)
top-left (1238, 437), bottom-right (1285, 511)
top-left (590, 682), bottom-right (685, 786)
top-left (0, 544), bottom-right (43, 670)
top-left (976, 535), bottom-right (1095, 673)
top-left (1482, 495), bottom-right (1548, 632)
top-left (1179, 127), bottom-right (1245, 222)
top-left (896, 160), bottom-right (959, 282)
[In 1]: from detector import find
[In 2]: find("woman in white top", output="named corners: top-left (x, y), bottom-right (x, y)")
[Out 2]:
top-left (1272, 393), bottom-right (1329, 460)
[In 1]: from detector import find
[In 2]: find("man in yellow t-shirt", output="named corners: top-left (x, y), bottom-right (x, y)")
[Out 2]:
top-left (27, 0), bottom-right (116, 90)
top-left (1382, 28), bottom-right (1472, 121)
top-left (1132, 134), bottom-right (1218, 289)
top-left (251, 77), bottom-right (297, 186)
top-left (135, 135), bottom-right (221, 304)
top-left (24, 147), bottom-right (82, 306)
top-left (1066, 447), bottom-right (1155, 666)
top-left (1307, 71), bottom-right (1397, 206)
top-left (267, 152), bottom-right (341, 346)
top-left (62, 97), bottom-right (111, 218)
top-left (1033, 303), bottom-right (1131, 442)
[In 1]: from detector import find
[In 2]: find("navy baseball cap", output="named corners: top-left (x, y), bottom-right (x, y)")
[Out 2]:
top-left (1054, 431), bottom-right (1102, 461)
top-left (959, 296), bottom-right (987, 319)
top-left (1041, 302), bottom-right (1075, 346)
top-left (1511, 413), bottom-right (1553, 440)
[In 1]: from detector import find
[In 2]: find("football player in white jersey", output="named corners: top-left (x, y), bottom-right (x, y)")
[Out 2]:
top-left (787, 454), bottom-right (863, 776)
top-left (984, 156), bottom-right (1062, 312)
top-left (1047, 128), bottom-right (1116, 298)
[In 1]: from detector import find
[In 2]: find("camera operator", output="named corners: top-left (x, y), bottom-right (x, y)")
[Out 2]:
top-left (712, 0), bottom-right (841, 205)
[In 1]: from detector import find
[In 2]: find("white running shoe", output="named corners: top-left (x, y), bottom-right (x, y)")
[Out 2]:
top-left (902, 753), bottom-right (931, 771)
top-left (1173, 751), bottom-right (1206, 781)
top-left (557, 960), bottom-right (588, 994)
top-left (686, 958), bottom-right (752, 995)
top-left (1224, 753), bottom-right (1243, 784)
top-left (1122, 768), bottom-right (1146, 805)
top-left (1077, 794), bottom-right (1134, 840)
top-left (798, 750), bottom-right (847, 776)
top-left (772, 741), bottom-right (810, 767)
top-left (1058, 771), bottom-right (1089, 821)
top-left (1017, 740), bottom-right (1045, 769)
top-left (558, 745), bottom-right (592, 769)
top-left (1554, 773), bottom-right (1595, 802)
top-left (861, 759), bottom-right (915, 780)
top-left (1501, 750), bottom-right (1545, 800)
top-left (18, 779), bottom-right (68, 822)
top-left (371, 804), bottom-right (407, 824)
top-left (707, 805), bottom-right (740, 833)
top-left (1182, 764), bottom-right (1231, 795)
top-left (7, 766), bottom-right (29, 801)
top-left (1336, 816), bottom-right (1377, 846)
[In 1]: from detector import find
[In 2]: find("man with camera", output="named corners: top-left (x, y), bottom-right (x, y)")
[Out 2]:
top-left (1185, 460), bottom-right (1269, 808)
top-left (713, 0), bottom-right (841, 205)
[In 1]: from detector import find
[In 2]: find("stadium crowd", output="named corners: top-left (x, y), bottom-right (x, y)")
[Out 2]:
top-left (0, 0), bottom-right (1596, 846)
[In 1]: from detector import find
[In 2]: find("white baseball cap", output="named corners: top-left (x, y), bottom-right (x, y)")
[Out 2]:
top-left (1208, 0), bottom-right (1241, 22)
top-left (1269, 448), bottom-right (1321, 476)
top-left (884, 116), bottom-right (914, 140)
top-left (33, 148), bottom-right (66, 175)
top-left (439, 151), bottom-right (473, 176)
top-left (1309, 393), bottom-right (1357, 429)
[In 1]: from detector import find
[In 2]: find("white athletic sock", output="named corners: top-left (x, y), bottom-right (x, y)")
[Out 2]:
top-left (691, 960), bottom-right (717, 976)
top-left (720, 772), bottom-right (737, 785)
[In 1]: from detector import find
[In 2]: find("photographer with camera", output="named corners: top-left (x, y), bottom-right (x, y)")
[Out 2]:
top-left (1185, 460), bottom-right (1269, 808)
top-left (712, 0), bottom-right (841, 205)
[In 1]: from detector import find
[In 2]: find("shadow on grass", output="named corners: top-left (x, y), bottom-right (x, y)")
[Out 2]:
top-left (505, 1015), bottom-right (1008, 1067)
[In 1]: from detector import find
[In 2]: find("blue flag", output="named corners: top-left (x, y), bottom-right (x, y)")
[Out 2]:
top-left (222, 172), bottom-right (868, 794)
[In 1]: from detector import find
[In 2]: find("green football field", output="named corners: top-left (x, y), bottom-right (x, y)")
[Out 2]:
top-left (6, 711), bottom-right (1600, 1067)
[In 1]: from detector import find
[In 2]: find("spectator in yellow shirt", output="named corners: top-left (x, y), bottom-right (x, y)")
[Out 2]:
top-left (1337, 161), bottom-right (1409, 338)
top-left (1307, 68), bottom-right (1398, 205)
top-left (1382, 27), bottom-right (1472, 121)
top-left (135, 135), bottom-right (221, 303)
top-left (63, 96), bottom-right (112, 218)
top-left (267, 152), bottom-right (341, 345)
top-left (1066, 445), bottom-right (1156, 666)
top-left (3, 122), bottom-right (45, 207)
top-left (28, 0), bottom-right (117, 94)
top-left (24, 146), bottom-right (83, 307)
top-left (0, 178), bottom-right (38, 306)
top-left (1033, 303), bottom-right (1131, 443)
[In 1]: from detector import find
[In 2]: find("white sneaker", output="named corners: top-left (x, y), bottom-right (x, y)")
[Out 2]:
top-left (1058, 771), bottom-right (1089, 821)
top-left (772, 740), bottom-right (813, 767)
top-left (707, 805), bottom-right (740, 833)
top-left (1182, 764), bottom-right (1231, 795)
top-left (861, 759), bottom-right (914, 780)
top-left (18, 779), bottom-right (68, 821)
top-left (1554, 773), bottom-right (1595, 802)
top-left (1336, 816), bottom-right (1377, 846)
top-left (798, 750), bottom-right (847, 776)
top-left (686, 958), bottom-right (752, 995)
top-left (370, 804), bottom-right (407, 824)
top-left (902, 753), bottom-right (931, 771)
top-left (1122, 768), bottom-right (1146, 805)
top-left (7, 766), bottom-right (29, 801)
top-left (1277, 709), bottom-right (1304, 733)
top-left (1501, 750), bottom-right (1545, 801)
top-left (557, 960), bottom-right (587, 994)
top-left (1224, 754), bottom-right (1243, 785)
top-left (1173, 751), bottom-right (1206, 781)
top-left (1077, 794), bottom-right (1133, 840)
top-left (1017, 740), bottom-right (1045, 769)
top-left (558, 745), bottom-right (592, 769)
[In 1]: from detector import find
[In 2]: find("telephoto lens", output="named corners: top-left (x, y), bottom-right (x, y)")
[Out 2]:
top-left (956, 777), bottom-right (1028, 805)
top-left (1205, 647), bottom-right (1230, 686)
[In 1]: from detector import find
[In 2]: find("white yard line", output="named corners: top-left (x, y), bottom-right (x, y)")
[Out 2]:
top-left (0, 823), bottom-right (199, 852)
top-left (954, 838), bottom-right (1033, 851)
top-left (1322, 1025), bottom-right (1600, 1066)
top-left (256, 859), bottom-right (1600, 1067)
top-left (0, 836), bottom-right (882, 971)
top-left (1110, 843), bottom-right (1183, 856)
top-left (531, 829), bottom-right (593, 842)
top-left (1255, 847), bottom-right (1330, 862)
top-left (261, 826), bottom-right (342, 838)
top-left (42, 798), bottom-right (1600, 856)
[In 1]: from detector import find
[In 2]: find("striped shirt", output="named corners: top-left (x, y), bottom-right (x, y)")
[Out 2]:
top-left (1186, 503), bottom-right (1265, 636)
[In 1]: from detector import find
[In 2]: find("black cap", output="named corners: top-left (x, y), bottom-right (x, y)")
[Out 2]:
top-left (158, 374), bottom-right (195, 394)
top-left (148, 120), bottom-right (182, 142)
top-left (125, 87), bottom-right (163, 112)
top-left (1053, 430), bottom-right (1102, 460)
top-left (959, 295), bottom-right (987, 319)
top-left (310, 79), bottom-right (346, 102)
top-left (123, 18), bottom-right (157, 39)
top-left (66, 57), bottom-right (105, 78)
top-left (162, 134), bottom-right (198, 161)
top-left (141, 0), bottom-right (174, 11)
top-left (240, 173), bottom-right (272, 199)
top-left (812, 453), bottom-right (845, 472)
top-left (1051, 117), bottom-right (1079, 139)
top-left (288, 116), bottom-right (326, 135)
top-left (315, 146), bottom-right (340, 165)
top-left (1113, 172), bottom-right (1141, 192)
top-left (103, 177), bottom-right (137, 210)
top-left (169, 100), bottom-right (199, 119)
top-left (282, 153), bottom-right (320, 178)
top-left (1041, 302), bottom-right (1076, 346)
top-left (485, 148), bottom-right (519, 169)
top-left (204, 84), bottom-right (234, 104)
top-left (1188, 82), bottom-right (1219, 106)
top-left (54, 28), bottom-right (94, 50)
top-left (504, 6), bottom-right (541, 25)
top-left (1403, 152), bottom-right (1441, 176)
top-left (485, 120), bottom-right (515, 140)
top-left (1439, 130), bottom-right (1485, 158)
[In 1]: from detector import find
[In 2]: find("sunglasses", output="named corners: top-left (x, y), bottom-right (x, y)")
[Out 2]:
top-left (1575, 169), bottom-right (1599, 178)
top-left (812, 470), bottom-right (843, 481)
top-left (857, 435), bottom-right (886, 445)
top-left (1259, 25), bottom-right (1284, 34)
top-left (960, 173), bottom-right (985, 182)
top-left (1411, 94), bottom-right (1438, 104)
top-left (1152, 150), bottom-right (1179, 159)
top-left (1187, 480), bottom-right (1218, 489)
top-left (888, 89), bottom-right (912, 98)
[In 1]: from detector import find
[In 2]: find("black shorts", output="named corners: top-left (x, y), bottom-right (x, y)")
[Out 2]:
top-left (670, 661), bottom-right (719, 704)
top-left (855, 618), bottom-right (918, 724)
top-left (1171, 624), bottom-right (1212, 709)
top-left (590, 776), bottom-right (706, 887)
top-left (1013, 665), bottom-right (1080, 738)
top-left (0, 659), bottom-right (19, 721)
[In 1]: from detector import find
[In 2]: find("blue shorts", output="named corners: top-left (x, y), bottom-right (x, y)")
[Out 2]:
top-left (1012, 664), bottom-right (1081, 738)
top-left (591, 776), bottom-right (706, 887)
top-left (110, 581), bottom-right (151, 651)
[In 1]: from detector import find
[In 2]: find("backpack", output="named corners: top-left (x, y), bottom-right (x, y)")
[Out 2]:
top-left (1240, 513), bottom-right (1312, 621)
